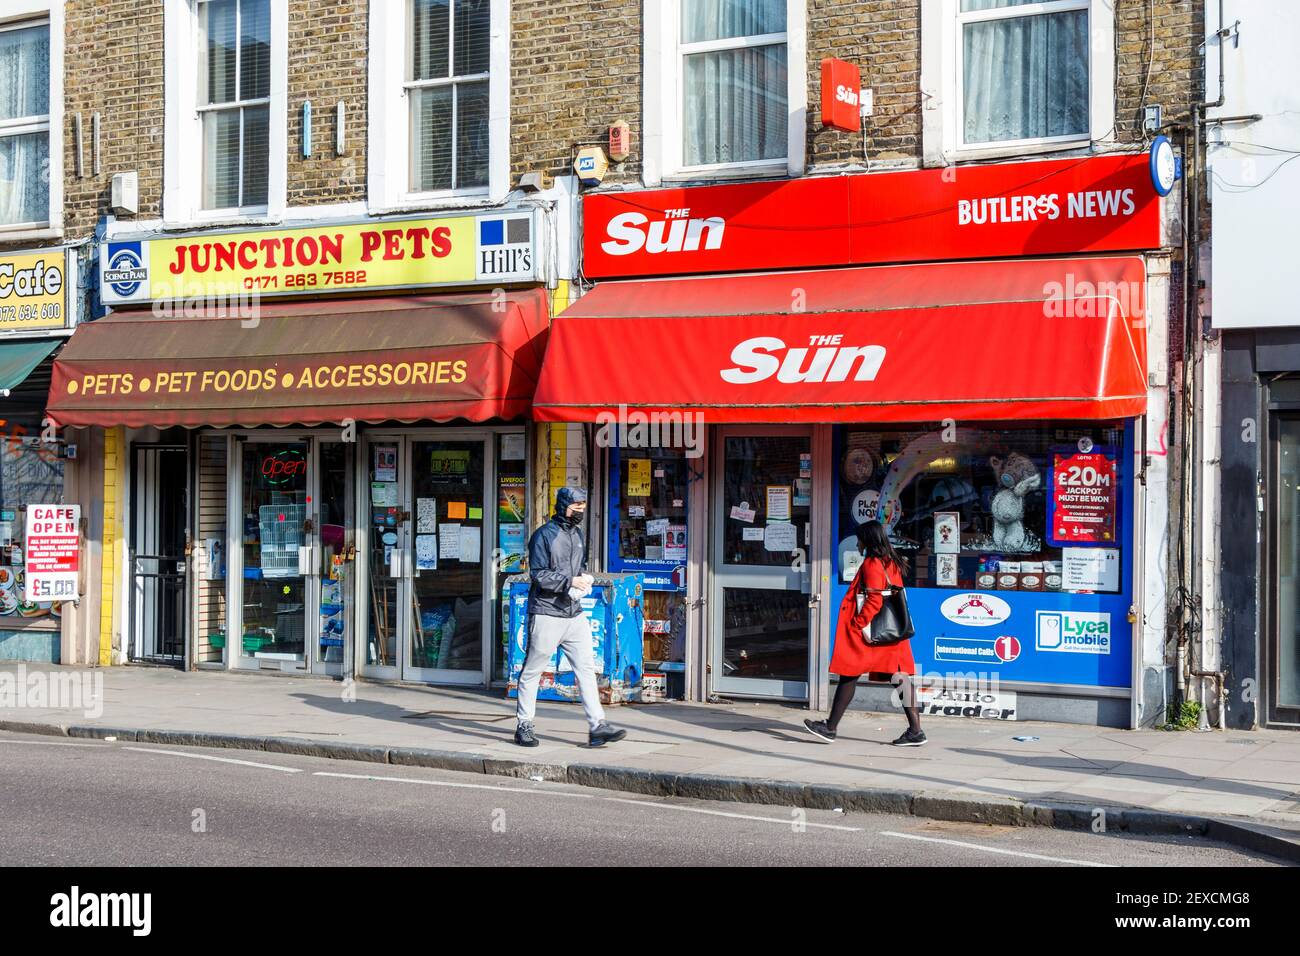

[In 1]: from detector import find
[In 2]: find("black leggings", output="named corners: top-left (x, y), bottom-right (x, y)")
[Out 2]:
top-left (827, 674), bottom-right (921, 733)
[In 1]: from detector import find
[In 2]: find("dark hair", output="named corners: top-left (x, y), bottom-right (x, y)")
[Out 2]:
top-left (856, 520), bottom-right (909, 575)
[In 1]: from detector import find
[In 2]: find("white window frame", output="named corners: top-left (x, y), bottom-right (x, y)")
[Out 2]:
top-left (921, 0), bottom-right (1115, 167)
top-left (0, 1), bottom-right (63, 241)
top-left (163, 0), bottom-right (287, 225)
top-left (644, 0), bottom-right (806, 186)
top-left (369, 0), bottom-right (510, 213)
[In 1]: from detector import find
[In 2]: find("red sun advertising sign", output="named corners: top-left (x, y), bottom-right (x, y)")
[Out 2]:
top-left (821, 58), bottom-right (861, 132)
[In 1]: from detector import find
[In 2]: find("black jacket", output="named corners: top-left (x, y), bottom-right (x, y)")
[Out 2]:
top-left (528, 514), bottom-right (587, 618)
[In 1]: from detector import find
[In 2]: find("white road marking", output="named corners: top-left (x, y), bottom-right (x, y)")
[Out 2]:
top-left (0, 739), bottom-right (105, 748)
top-left (880, 830), bottom-right (1112, 866)
top-left (313, 770), bottom-right (595, 798)
top-left (603, 796), bottom-right (865, 832)
top-left (316, 770), bottom-right (861, 831)
top-left (123, 746), bottom-right (302, 773)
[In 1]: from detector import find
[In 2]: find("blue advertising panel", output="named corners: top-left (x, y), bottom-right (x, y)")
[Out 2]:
top-left (505, 573), bottom-right (645, 702)
top-left (830, 423), bottom-right (1133, 689)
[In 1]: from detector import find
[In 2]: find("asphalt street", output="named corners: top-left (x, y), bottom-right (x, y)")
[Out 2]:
top-left (0, 731), bottom-right (1285, 867)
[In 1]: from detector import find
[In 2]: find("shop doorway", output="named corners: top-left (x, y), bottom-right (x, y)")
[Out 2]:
top-left (1267, 413), bottom-right (1300, 726)
top-left (360, 430), bottom-right (527, 686)
top-left (229, 435), bottom-right (354, 675)
top-left (710, 427), bottom-right (814, 699)
top-left (129, 444), bottom-right (188, 664)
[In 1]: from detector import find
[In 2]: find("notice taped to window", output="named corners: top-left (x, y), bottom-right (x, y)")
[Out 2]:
top-left (1062, 546), bottom-right (1120, 593)
top-left (24, 505), bottom-right (80, 603)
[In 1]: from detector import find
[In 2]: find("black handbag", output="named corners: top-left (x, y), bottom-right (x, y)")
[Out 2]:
top-left (862, 579), bottom-right (915, 647)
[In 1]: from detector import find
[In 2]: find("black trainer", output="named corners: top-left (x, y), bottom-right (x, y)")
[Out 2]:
top-left (514, 721), bottom-right (539, 748)
top-left (892, 728), bottom-right (928, 747)
top-left (588, 722), bottom-right (627, 747)
top-left (803, 719), bottom-right (836, 742)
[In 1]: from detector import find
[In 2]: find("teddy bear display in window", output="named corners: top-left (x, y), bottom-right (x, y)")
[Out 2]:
top-left (988, 452), bottom-right (1042, 553)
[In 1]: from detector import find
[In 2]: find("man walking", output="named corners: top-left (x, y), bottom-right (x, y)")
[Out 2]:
top-left (515, 486), bottom-right (627, 748)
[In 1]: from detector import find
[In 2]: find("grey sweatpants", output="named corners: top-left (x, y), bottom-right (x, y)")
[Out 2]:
top-left (516, 613), bottom-right (606, 731)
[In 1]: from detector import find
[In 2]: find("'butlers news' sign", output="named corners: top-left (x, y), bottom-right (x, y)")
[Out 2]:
top-left (583, 154), bottom-right (1161, 279)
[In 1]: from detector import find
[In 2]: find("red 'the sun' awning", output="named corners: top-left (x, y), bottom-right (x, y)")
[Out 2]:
top-left (533, 257), bottom-right (1147, 423)
top-left (48, 289), bottom-right (550, 428)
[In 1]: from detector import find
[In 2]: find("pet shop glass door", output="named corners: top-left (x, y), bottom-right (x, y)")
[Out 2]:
top-left (231, 435), bottom-right (350, 676)
top-left (367, 431), bottom-right (495, 686)
top-left (711, 426), bottom-right (814, 700)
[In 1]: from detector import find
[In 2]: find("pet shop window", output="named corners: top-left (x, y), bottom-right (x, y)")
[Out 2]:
top-left (834, 422), bottom-right (1127, 594)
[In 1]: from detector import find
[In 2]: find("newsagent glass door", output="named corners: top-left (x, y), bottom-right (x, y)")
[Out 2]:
top-left (711, 427), bottom-right (813, 699)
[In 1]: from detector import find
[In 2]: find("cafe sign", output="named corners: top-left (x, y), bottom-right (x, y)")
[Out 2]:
top-left (100, 208), bottom-right (541, 305)
top-left (0, 248), bottom-right (74, 334)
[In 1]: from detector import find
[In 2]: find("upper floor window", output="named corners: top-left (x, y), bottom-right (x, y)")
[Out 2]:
top-left (198, 0), bottom-right (270, 210)
top-left (0, 19), bottom-right (50, 229)
top-left (922, 0), bottom-right (1113, 164)
top-left (409, 0), bottom-right (490, 193)
top-left (643, 0), bottom-right (805, 185)
top-left (960, 0), bottom-right (1087, 146)
top-left (681, 0), bottom-right (787, 169)
top-left (163, 0), bottom-right (285, 223)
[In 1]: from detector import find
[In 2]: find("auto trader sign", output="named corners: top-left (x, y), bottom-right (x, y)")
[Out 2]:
top-left (100, 210), bottom-right (540, 305)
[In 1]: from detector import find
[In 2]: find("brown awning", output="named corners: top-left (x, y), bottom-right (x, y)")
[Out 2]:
top-left (47, 289), bottom-right (550, 428)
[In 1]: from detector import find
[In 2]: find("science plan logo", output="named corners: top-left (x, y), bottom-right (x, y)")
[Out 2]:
top-left (101, 241), bottom-right (149, 302)
top-left (1035, 610), bottom-right (1111, 655)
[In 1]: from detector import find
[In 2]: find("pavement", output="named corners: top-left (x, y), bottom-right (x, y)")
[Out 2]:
top-left (3, 662), bottom-right (1299, 861)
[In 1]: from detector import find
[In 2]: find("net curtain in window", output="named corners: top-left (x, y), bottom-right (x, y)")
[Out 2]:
top-left (961, 0), bottom-right (1089, 145)
top-left (681, 0), bottom-right (788, 167)
top-left (0, 25), bottom-right (50, 226)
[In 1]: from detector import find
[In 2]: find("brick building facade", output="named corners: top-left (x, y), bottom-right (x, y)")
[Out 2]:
top-left (3, 0), bottom-right (1207, 244)
top-left (0, 0), bottom-right (1215, 728)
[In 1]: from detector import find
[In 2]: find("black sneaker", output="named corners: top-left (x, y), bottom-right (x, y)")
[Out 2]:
top-left (514, 722), bottom-right (539, 748)
top-left (588, 722), bottom-right (627, 747)
top-left (892, 728), bottom-right (928, 747)
top-left (803, 719), bottom-right (836, 742)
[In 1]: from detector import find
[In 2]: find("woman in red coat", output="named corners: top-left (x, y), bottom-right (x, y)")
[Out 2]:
top-left (804, 520), bottom-right (926, 746)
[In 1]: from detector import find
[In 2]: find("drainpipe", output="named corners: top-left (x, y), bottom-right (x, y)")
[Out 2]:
top-left (1185, 0), bottom-right (1232, 726)
top-left (1189, 668), bottom-right (1227, 730)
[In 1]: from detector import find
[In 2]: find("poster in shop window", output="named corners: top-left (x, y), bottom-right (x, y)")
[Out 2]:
top-left (23, 505), bottom-right (79, 603)
top-left (1047, 445), bottom-right (1119, 546)
top-left (627, 459), bottom-right (651, 497)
